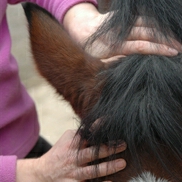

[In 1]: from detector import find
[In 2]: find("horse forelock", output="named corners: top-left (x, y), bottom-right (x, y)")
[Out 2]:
top-left (128, 172), bottom-right (169, 182)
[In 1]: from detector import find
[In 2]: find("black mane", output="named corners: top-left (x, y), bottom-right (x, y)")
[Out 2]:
top-left (78, 0), bottom-right (182, 180)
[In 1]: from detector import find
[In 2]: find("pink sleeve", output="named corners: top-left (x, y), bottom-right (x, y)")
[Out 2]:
top-left (8, 0), bottom-right (98, 22)
top-left (0, 156), bottom-right (17, 182)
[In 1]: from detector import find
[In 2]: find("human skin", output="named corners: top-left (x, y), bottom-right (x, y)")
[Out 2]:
top-left (16, 130), bottom-right (127, 182)
top-left (63, 3), bottom-right (182, 59)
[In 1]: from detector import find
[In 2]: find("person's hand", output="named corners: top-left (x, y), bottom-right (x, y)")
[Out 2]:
top-left (16, 130), bottom-right (126, 182)
top-left (63, 3), bottom-right (181, 59)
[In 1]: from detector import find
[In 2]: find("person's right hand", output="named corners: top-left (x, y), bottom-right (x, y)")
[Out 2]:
top-left (16, 130), bottom-right (126, 182)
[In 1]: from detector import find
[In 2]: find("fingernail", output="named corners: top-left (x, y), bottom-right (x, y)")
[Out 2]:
top-left (168, 48), bottom-right (178, 55)
top-left (116, 160), bottom-right (126, 169)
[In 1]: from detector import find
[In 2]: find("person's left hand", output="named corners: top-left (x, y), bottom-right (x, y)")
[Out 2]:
top-left (63, 3), bottom-right (181, 59)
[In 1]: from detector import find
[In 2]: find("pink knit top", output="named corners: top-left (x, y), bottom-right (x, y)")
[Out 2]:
top-left (0, 0), bottom-right (97, 181)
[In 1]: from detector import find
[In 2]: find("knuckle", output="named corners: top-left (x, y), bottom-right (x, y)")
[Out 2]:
top-left (135, 41), bottom-right (146, 53)
top-left (80, 148), bottom-right (91, 160)
top-left (85, 167), bottom-right (91, 176)
top-left (84, 166), bottom-right (94, 179)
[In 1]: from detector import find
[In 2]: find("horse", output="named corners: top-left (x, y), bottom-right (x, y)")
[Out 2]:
top-left (22, 1), bottom-right (182, 181)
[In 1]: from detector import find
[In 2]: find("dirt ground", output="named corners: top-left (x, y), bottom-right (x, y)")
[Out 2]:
top-left (7, 4), bottom-right (78, 145)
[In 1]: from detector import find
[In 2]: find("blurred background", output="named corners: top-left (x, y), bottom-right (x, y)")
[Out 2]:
top-left (7, 4), bottom-right (78, 145)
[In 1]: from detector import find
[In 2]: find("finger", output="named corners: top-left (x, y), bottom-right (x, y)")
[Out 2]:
top-left (77, 143), bottom-right (127, 165)
top-left (128, 27), bottom-right (159, 42)
top-left (117, 40), bottom-right (179, 56)
top-left (101, 55), bottom-right (126, 63)
top-left (128, 27), bottom-right (182, 52)
top-left (76, 159), bottom-right (126, 180)
top-left (135, 16), bottom-right (145, 27)
top-left (69, 132), bottom-right (89, 150)
top-left (97, 159), bottom-right (126, 178)
top-left (88, 34), bottom-right (180, 59)
top-left (134, 16), bottom-right (155, 27)
top-left (105, 14), bottom-right (148, 28)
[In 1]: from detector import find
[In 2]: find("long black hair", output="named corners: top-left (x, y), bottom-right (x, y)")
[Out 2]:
top-left (78, 0), bottom-right (182, 180)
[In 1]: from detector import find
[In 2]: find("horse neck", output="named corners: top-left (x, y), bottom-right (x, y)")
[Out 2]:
top-left (87, 145), bottom-right (182, 182)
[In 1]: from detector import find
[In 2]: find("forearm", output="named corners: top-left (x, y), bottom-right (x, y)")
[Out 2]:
top-left (63, 2), bottom-right (101, 47)
top-left (63, 3), bottom-right (98, 30)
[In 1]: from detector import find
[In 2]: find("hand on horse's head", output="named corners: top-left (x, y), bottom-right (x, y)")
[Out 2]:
top-left (63, 3), bottom-right (181, 60)
top-left (16, 130), bottom-right (126, 182)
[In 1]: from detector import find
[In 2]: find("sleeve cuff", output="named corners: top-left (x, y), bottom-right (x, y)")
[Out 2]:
top-left (0, 156), bottom-right (17, 182)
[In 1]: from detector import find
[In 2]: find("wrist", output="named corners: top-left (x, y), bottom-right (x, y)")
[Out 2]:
top-left (63, 3), bottom-right (100, 44)
top-left (63, 3), bottom-right (99, 29)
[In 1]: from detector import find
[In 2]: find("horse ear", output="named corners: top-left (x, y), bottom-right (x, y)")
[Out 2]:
top-left (22, 3), bottom-right (105, 117)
